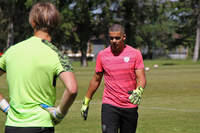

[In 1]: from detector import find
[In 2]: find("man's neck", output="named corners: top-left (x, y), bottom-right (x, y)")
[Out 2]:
top-left (34, 30), bottom-right (51, 42)
top-left (111, 44), bottom-right (126, 56)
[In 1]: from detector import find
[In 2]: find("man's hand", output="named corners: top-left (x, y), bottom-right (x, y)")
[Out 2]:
top-left (128, 86), bottom-right (144, 105)
top-left (81, 97), bottom-right (91, 120)
top-left (0, 99), bottom-right (10, 115)
top-left (40, 104), bottom-right (64, 125)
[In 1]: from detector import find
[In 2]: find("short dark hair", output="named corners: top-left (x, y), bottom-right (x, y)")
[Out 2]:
top-left (109, 24), bottom-right (125, 34)
top-left (29, 2), bottom-right (60, 33)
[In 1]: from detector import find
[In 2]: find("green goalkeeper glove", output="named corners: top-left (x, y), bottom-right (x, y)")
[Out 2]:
top-left (128, 86), bottom-right (144, 105)
top-left (81, 96), bottom-right (91, 120)
top-left (40, 104), bottom-right (64, 125)
top-left (0, 99), bottom-right (10, 115)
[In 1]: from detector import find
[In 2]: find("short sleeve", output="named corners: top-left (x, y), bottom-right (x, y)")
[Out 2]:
top-left (135, 50), bottom-right (144, 69)
top-left (0, 52), bottom-right (7, 72)
top-left (41, 39), bottom-right (73, 76)
top-left (55, 53), bottom-right (73, 76)
top-left (95, 51), bottom-right (103, 73)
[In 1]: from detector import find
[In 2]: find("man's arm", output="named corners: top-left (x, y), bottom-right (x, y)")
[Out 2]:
top-left (40, 71), bottom-right (78, 124)
top-left (58, 71), bottom-right (78, 115)
top-left (0, 69), bottom-right (10, 114)
top-left (129, 68), bottom-right (146, 105)
top-left (86, 72), bottom-right (103, 99)
top-left (81, 72), bottom-right (103, 120)
top-left (135, 68), bottom-right (146, 88)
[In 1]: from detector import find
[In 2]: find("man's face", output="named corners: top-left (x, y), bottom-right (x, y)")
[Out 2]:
top-left (109, 31), bottom-right (126, 55)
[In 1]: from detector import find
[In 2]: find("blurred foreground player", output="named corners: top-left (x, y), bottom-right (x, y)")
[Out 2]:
top-left (0, 2), bottom-right (78, 133)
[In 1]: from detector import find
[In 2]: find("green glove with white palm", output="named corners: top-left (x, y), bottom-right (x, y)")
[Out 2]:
top-left (128, 86), bottom-right (144, 105)
top-left (40, 104), bottom-right (64, 125)
top-left (81, 96), bottom-right (91, 120)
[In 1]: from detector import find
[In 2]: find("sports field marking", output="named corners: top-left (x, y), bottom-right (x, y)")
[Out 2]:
top-left (75, 100), bottom-right (200, 113)
top-left (140, 106), bottom-right (200, 113)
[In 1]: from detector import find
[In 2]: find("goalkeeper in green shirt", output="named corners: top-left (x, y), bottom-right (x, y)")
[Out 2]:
top-left (0, 2), bottom-right (78, 133)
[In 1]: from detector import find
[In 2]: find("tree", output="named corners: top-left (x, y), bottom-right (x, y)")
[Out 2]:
top-left (170, 0), bottom-right (200, 61)
top-left (0, 6), bottom-right (7, 52)
top-left (120, 0), bottom-right (138, 47)
top-left (0, 0), bottom-right (15, 51)
top-left (192, 0), bottom-right (200, 62)
top-left (0, 0), bottom-right (34, 51)
top-left (118, 0), bottom-right (176, 59)
top-left (70, 0), bottom-right (112, 67)
top-left (194, 14), bottom-right (200, 62)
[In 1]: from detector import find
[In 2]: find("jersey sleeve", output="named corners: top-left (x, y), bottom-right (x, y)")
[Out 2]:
top-left (41, 40), bottom-right (73, 76)
top-left (0, 47), bottom-right (11, 72)
top-left (95, 51), bottom-right (103, 73)
top-left (135, 50), bottom-right (144, 69)
top-left (0, 53), bottom-right (6, 72)
top-left (54, 53), bottom-right (73, 76)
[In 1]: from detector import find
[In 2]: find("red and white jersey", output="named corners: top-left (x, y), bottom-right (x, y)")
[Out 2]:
top-left (96, 45), bottom-right (144, 108)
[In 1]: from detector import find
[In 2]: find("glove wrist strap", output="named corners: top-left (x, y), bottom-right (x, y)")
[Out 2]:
top-left (56, 106), bottom-right (65, 118)
top-left (0, 99), bottom-right (10, 113)
top-left (137, 86), bottom-right (144, 94)
top-left (84, 96), bottom-right (91, 105)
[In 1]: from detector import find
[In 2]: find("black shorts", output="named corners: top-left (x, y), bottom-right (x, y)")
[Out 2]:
top-left (101, 104), bottom-right (138, 133)
top-left (5, 126), bottom-right (54, 133)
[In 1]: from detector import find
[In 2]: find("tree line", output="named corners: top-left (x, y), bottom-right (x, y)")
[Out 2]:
top-left (0, 0), bottom-right (200, 66)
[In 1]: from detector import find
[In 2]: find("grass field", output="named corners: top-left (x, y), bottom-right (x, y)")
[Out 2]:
top-left (0, 59), bottom-right (200, 133)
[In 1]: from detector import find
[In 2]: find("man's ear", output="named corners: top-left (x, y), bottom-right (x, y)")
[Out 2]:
top-left (30, 19), bottom-right (36, 29)
top-left (122, 34), bottom-right (126, 41)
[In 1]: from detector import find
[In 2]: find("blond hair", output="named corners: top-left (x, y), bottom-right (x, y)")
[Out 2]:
top-left (29, 2), bottom-right (60, 33)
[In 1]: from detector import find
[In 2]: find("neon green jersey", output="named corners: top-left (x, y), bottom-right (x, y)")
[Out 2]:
top-left (0, 36), bottom-right (73, 127)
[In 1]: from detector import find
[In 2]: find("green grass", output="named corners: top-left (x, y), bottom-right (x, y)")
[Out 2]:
top-left (1, 59), bottom-right (200, 133)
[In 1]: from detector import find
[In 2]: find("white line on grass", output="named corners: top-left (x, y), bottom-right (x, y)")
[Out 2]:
top-left (75, 100), bottom-right (200, 113)
top-left (140, 106), bottom-right (200, 113)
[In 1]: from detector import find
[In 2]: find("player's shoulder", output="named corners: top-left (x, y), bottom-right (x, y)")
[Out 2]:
top-left (3, 37), bottom-right (31, 54)
top-left (16, 36), bottom-right (37, 46)
top-left (99, 46), bottom-right (110, 54)
top-left (41, 39), bottom-right (58, 52)
top-left (42, 39), bottom-right (71, 61)
top-left (126, 45), bottom-right (141, 54)
top-left (8, 36), bottom-right (40, 49)
top-left (40, 39), bottom-right (64, 60)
